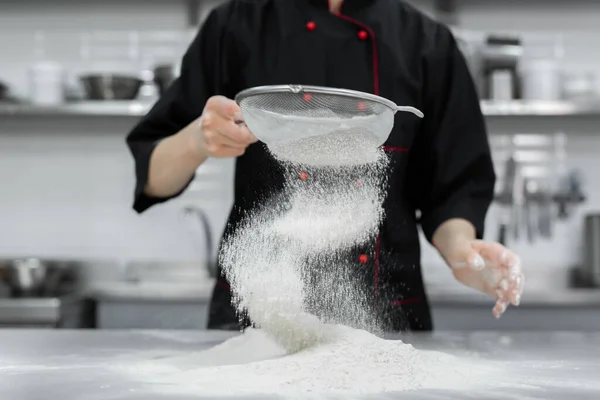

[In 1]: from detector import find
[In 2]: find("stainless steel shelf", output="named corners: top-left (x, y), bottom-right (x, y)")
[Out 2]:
top-left (481, 100), bottom-right (600, 117)
top-left (0, 101), bottom-right (151, 117)
top-left (2, 100), bottom-right (600, 118)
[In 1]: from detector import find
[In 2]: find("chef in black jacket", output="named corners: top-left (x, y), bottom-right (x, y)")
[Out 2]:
top-left (126, 0), bottom-right (525, 332)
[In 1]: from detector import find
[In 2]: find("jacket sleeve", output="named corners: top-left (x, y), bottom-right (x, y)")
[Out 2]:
top-left (407, 26), bottom-right (496, 243)
top-left (125, 7), bottom-right (233, 213)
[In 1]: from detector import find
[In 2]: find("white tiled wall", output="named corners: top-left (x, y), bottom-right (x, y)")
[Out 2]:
top-left (1, 0), bottom-right (600, 291)
top-left (0, 117), bottom-right (235, 262)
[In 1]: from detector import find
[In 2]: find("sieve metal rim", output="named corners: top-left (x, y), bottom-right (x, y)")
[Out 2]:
top-left (234, 84), bottom-right (399, 111)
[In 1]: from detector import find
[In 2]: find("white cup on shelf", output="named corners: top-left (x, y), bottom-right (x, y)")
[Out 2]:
top-left (28, 61), bottom-right (65, 106)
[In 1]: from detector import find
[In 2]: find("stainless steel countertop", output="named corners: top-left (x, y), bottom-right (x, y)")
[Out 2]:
top-left (429, 288), bottom-right (600, 307)
top-left (85, 279), bottom-right (600, 308)
top-left (0, 329), bottom-right (598, 399)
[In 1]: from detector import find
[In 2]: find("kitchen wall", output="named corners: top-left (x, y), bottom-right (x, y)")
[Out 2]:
top-left (1, 0), bottom-right (600, 291)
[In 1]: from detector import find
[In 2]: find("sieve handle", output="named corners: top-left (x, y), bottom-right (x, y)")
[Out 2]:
top-left (394, 105), bottom-right (424, 118)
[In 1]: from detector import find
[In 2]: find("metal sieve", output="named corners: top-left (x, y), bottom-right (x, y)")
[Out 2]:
top-left (235, 85), bottom-right (424, 146)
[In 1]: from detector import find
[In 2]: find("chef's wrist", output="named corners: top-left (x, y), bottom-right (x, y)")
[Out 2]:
top-left (178, 118), bottom-right (209, 165)
top-left (432, 218), bottom-right (476, 257)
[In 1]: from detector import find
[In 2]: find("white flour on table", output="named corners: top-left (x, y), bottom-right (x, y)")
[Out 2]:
top-left (205, 129), bottom-right (499, 396)
top-left (115, 326), bottom-right (498, 398)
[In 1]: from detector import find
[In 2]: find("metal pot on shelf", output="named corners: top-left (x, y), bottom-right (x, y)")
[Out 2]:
top-left (153, 63), bottom-right (180, 95)
top-left (521, 58), bottom-right (562, 101)
top-left (0, 258), bottom-right (47, 297)
top-left (79, 73), bottom-right (143, 100)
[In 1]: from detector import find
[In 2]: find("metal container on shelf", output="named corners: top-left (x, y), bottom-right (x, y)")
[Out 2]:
top-left (153, 63), bottom-right (180, 95)
top-left (480, 34), bottom-right (523, 100)
top-left (521, 58), bottom-right (562, 101)
top-left (79, 74), bottom-right (143, 100)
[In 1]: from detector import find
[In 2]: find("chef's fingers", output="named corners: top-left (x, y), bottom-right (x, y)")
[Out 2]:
top-left (215, 117), bottom-right (255, 144)
top-left (494, 268), bottom-right (523, 307)
top-left (239, 123), bottom-right (258, 143)
top-left (202, 113), bottom-right (255, 145)
top-left (448, 245), bottom-right (485, 271)
top-left (450, 252), bottom-right (485, 271)
top-left (471, 241), bottom-right (522, 280)
top-left (488, 281), bottom-right (509, 318)
top-left (470, 240), bottom-right (509, 266)
top-left (471, 240), bottom-right (523, 303)
top-left (493, 298), bottom-right (510, 319)
top-left (205, 95), bottom-right (241, 120)
top-left (497, 249), bottom-right (523, 306)
top-left (508, 272), bottom-right (525, 306)
top-left (204, 124), bottom-right (249, 149)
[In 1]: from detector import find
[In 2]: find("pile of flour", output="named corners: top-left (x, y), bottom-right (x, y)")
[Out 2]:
top-left (116, 326), bottom-right (498, 397)
top-left (205, 129), bottom-right (498, 396)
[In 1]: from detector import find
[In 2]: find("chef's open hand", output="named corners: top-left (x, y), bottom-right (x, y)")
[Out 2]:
top-left (449, 240), bottom-right (524, 318)
top-left (194, 95), bottom-right (257, 158)
top-left (433, 219), bottom-right (524, 319)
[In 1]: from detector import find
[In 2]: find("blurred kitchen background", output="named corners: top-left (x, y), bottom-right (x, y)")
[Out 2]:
top-left (1, 0), bottom-right (600, 331)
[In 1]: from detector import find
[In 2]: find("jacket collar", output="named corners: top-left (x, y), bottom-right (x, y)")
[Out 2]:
top-left (303, 0), bottom-right (377, 14)
top-left (279, 0), bottom-right (378, 40)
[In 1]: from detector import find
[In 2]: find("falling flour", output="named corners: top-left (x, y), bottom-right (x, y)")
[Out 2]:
top-left (209, 129), bottom-right (497, 396)
top-left (220, 129), bottom-right (388, 352)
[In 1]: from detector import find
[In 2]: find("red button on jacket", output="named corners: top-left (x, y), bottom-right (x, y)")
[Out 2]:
top-left (306, 21), bottom-right (316, 31)
top-left (358, 254), bottom-right (369, 264)
top-left (358, 30), bottom-right (368, 40)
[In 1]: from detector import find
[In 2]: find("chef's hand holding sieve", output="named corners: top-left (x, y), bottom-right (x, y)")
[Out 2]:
top-left (192, 95), bottom-right (257, 158)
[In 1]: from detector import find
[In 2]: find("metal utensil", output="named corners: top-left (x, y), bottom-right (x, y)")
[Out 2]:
top-left (496, 155), bottom-right (517, 245)
top-left (537, 183), bottom-right (553, 238)
top-left (512, 162), bottom-right (525, 241)
top-left (180, 206), bottom-right (217, 279)
top-left (235, 85), bottom-right (423, 146)
top-left (583, 214), bottom-right (600, 287)
top-left (79, 74), bottom-right (143, 100)
top-left (524, 178), bottom-right (537, 243)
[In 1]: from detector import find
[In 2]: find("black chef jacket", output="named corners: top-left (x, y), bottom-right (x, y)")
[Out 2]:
top-left (126, 0), bottom-right (496, 332)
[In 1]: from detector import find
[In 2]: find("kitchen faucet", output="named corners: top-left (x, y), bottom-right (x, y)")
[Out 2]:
top-left (180, 205), bottom-right (218, 279)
